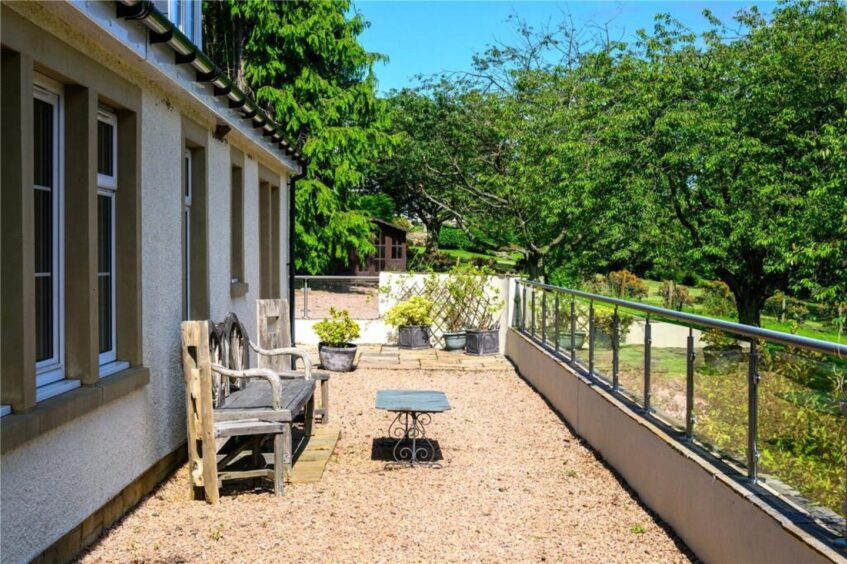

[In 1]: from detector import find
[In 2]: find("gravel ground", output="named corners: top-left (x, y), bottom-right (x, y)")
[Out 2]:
top-left (81, 368), bottom-right (694, 563)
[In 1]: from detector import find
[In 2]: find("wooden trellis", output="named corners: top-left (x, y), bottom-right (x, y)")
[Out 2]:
top-left (390, 277), bottom-right (499, 347)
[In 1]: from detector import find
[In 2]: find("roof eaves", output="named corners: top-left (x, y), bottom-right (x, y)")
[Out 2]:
top-left (114, 0), bottom-right (307, 167)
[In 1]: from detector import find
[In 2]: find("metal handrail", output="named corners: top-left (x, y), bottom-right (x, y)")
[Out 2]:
top-left (520, 279), bottom-right (847, 357)
top-left (295, 275), bottom-right (380, 281)
top-left (514, 278), bottom-right (847, 539)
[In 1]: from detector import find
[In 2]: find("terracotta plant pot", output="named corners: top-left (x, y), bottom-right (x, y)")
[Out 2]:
top-left (318, 343), bottom-right (357, 372)
top-left (398, 325), bottom-right (431, 349)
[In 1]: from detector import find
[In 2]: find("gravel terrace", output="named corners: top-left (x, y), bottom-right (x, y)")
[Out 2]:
top-left (81, 366), bottom-right (694, 563)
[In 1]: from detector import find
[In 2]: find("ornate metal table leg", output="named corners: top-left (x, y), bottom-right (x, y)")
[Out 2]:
top-left (385, 411), bottom-right (440, 469)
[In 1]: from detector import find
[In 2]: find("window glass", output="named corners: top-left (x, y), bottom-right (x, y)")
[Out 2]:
top-left (33, 94), bottom-right (59, 367)
top-left (97, 110), bottom-right (118, 364)
top-left (184, 0), bottom-right (194, 42)
top-left (97, 120), bottom-right (114, 177)
top-left (97, 194), bottom-right (113, 354)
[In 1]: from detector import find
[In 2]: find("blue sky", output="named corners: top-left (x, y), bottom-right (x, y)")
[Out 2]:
top-left (355, 1), bottom-right (776, 94)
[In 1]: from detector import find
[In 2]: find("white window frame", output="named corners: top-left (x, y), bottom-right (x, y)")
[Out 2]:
top-left (183, 149), bottom-right (192, 320)
top-left (168, 0), bottom-right (202, 45)
top-left (33, 75), bottom-right (65, 389)
top-left (97, 109), bottom-right (119, 367)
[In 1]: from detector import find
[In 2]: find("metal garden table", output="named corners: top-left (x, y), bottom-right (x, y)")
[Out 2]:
top-left (375, 390), bottom-right (450, 468)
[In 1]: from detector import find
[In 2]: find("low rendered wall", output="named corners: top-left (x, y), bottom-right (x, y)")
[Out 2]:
top-left (505, 328), bottom-right (841, 564)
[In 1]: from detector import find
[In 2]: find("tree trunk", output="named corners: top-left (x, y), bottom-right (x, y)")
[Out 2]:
top-left (424, 220), bottom-right (440, 255)
top-left (732, 286), bottom-right (766, 327)
top-left (525, 252), bottom-right (546, 282)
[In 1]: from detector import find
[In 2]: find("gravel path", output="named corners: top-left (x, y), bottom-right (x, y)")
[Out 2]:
top-left (81, 368), bottom-right (694, 563)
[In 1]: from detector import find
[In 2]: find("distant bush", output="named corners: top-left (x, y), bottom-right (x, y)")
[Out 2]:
top-left (659, 280), bottom-right (693, 311)
top-left (698, 281), bottom-right (736, 317)
top-left (607, 270), bottom-right (649, 300)
top-left (392, 216), bottom-right (413, 230)
top-left (437, 226), bottom-right (495, 254)
top-left (764, 291), bottom-right (810, 324)
top-left (438, 226), bottom-right (473, 250)
top-left (582, 274), bottom-right (608, 294)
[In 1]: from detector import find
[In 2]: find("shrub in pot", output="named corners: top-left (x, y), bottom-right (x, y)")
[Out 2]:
top-left (314, 308), bottom-right (360, 372)
top-left (440, 263), bottom-right (490, 351)
top-left (465, 276), bottom-right (505, 356)
top-left (591, 309), bottom-right (634, 348)
top-left (385, 296), bottom-right (433, 349)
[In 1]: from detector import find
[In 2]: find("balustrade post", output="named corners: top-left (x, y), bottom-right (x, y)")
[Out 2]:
top-left (554, 292), bottom-right (560, 353)
top-left (588, 301), bottom-right (595, 377)
top-left (747, 339), bottom-right (760, 483)
top-left (521, 282), bottom-right (528, 331)
top-left (570, 299), bottom-right (576, 363)
top-left (612, 306), bottom-right (620, 390)
top-left (841, 400), bottom-right (847, 545)
top-left (541, 290), bottom-right (547, 344)
top-left (686, 328), bottom-right (695, 440)
top-left (644, 315), bottom-right (652, 412)
top-left (530, 287), bottom-right (536, 338)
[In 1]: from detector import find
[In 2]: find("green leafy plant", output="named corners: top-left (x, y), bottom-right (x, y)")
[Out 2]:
top-left (607, 270), bottom-right (649, 300)
top-left (593, 309), bottom-right (634, 341)
top-left (764, 292), bottom-right (809, 324)
top-left (438, 263), bottom-right (503, 332)
top-left (659, 280), bottom-right (693, 311)
top-left (630, 524), bottom-right (647, 535)
top-left (313, 308), bottom-right (360, 346)
top-left (384, 296), bottom-right (433, 328)
top-left (701, 328), bottom-right (738, 349)
top-left (699, 281), bottom-right (736, 318)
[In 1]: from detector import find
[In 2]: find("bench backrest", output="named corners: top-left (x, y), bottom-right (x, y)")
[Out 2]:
top-left (257, 299), bottom-right (292, 372)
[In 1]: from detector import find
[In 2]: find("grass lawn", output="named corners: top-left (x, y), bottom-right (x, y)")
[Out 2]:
top-left (618, 278), bottom-right (842, 344)
top-left (412, 246), bottom-right (522, 266)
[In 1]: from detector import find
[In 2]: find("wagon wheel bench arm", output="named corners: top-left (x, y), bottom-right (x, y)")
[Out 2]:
top-left (210, 364), bottom-right (284, 410)
top-left (248, 342), bottom-right (313, 381)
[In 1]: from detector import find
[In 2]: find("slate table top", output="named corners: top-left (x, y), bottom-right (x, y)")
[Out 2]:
top-left (375, 390), bottom-right (451, 413)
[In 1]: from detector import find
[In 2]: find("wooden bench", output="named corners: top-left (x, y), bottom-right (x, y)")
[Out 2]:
top-left (180, 302), bottom-right (323, 503)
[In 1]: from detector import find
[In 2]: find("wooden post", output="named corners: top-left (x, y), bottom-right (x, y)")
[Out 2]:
top-left (180, 320), bottom-right (219, 504)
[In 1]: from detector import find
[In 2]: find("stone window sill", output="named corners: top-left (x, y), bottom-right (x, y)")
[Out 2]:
top-left (0, 366), bottom-right (150, 455)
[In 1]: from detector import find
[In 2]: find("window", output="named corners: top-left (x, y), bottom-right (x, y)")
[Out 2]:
top-left (97, 109), bottom-right (118, 368)
top-left (168, 0), bottom-right (201, 44)
top-left (391, 239), bottom-right (403, 260)
top-left (33, 79), bottom-right (64, 389)
top-left (183, 149), bottom-right (192, 320)
top-left (258, 180), bottom-right (280, 299)
top-left (230, 165), bottom-right (244, 285)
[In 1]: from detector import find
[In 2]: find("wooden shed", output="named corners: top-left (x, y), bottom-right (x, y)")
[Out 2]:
top-left (350, 218), bottom-right (409, 275)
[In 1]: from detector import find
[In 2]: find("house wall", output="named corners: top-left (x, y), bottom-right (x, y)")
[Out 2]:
top-left (0, 5), bottom-right (293, 561)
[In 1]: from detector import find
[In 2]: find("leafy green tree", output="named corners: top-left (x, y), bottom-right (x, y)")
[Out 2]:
top-left (371, 88), bottom-right (476, 254)
top-left (203, 0), bottom-right (392, 273)
top-left (407, 22), bottom-right (656, 280)
top-left (354, 193), bottom-right (395, 223)
top-left (635, 1), bottom-right (847, 325)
